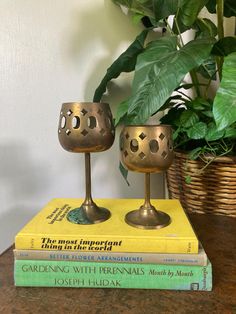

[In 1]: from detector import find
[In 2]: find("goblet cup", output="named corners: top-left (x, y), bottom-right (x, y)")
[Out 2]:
top-left (120, 125), bottom-right (174, 229)
top-left (58, 102), bottom-right (115, 224)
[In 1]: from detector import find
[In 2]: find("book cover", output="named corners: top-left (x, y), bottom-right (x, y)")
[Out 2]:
top-left (14, 259), bottom-right (212, 290)
top-left (13, 244), bottom-right (207, 266)
top-left (15, 198), bottom-right (198, 254)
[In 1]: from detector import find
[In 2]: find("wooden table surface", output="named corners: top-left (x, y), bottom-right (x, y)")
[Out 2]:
top-left (0, 213), bottom-right (236, 314)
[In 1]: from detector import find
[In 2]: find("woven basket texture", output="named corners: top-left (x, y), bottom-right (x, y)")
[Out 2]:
top-left (166, 151), bottom-right (236, 217)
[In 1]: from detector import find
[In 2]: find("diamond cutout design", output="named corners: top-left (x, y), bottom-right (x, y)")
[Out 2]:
top-left (97, 108), bottom-right (103, 115)
top-left (124, 150), bottom-right (128, 157)
top-left (139, 132), bottom-right (146, 140)
top-left (100, 128), bottom-right (105, 136)
top-left (159, 133), bottom-right (165, 140)
top-left (139, 152), bottom-right (146, 160)
top-left (125, 132), bottom-right (130, 140)
top-left (66, 129), bottom-right (71, 136)
top-left (67, 110), bottom-right (73, 116)
top-left (81, 129), bottom-right (88, 136)
top-left (81, 109), bottom-right (88, 116)
top-left (162, 151), bottom-right (167, 159)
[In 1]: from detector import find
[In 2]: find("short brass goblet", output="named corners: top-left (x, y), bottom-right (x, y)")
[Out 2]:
top-left (58, 102), bottom-right (115, 224)
top-left (120, 125), bottom-right (174, 229)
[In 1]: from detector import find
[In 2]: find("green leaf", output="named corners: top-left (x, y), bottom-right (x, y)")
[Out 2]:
top-left (172, 14), bottom-right (190, 35)
top-left (132, 13), bottom-right (144, 24)
top-left (178, 0), bottom-right (209, 27)
top-left (224, 127), bottom-right (236, 139)
top-left (160, 107), bottom-right (185, 126)
top-left (187, 122), bottom-right (207, 139)
top-left (152, 0), bottom-right (178, 22)
top-left (119, 161), bottom-right (130, 186)
top-left (205, 122), bottom-right (225, 141)
top-left (202, 110), bottom-right (214, 118)
top-left (180, 110), bottom-right (199, 128)
top-left (188, 147), bottom-right (202, 160)
top-left (93, 29), bottom-right (149, 102)
top-left (113, 0), bottom-right (154, 19)
top-left (132, 35), bottom-right (177, 90)
top-left (195, 18), bottom-right (218, 83)
top-left (185, 175), bottom-right (192, 184)
top-left (213, 52), bottom-right (236, 130)
top-left (115, 99), bottom-right (129, 126)
top-left (206, 0), bottom-right (236, 17)
top-left (188, 98), bottom-right (211, 111)
top-left (194, 18), bottom-right (217, 39)
top-left (212, 37), bottom-right (236, 57)
top-left (197, 56), bottom-right (217, 80)
top-left (173, 128), bottom-right (180, 141)
top-left (126, 36), bottom-right (215, 124)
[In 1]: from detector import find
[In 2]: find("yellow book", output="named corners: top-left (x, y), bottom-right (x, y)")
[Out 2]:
top-left (15, 199), bottom-right (198, 254)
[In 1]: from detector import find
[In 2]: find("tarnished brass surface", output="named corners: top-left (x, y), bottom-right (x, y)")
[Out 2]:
top-left (58, 102), bottom-right (115, 224)
top-left (120, 125), bottom-right (173, 173)
top-left (120, 125), bottom-right (174, 229)
top-left (58, 102), bottom-right (115, 153)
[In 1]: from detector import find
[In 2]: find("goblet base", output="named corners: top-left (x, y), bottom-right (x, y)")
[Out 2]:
top-left (125, 208), bottom-right (171, 230)
top-left (67, 204), bottom-right (111, 225)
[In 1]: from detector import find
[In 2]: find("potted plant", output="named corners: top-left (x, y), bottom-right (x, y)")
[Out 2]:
top-left (93, 0), bottom-right (236, 216)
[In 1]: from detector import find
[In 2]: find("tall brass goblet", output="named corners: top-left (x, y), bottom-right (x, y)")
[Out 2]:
top-left (58, 102), bottom-right (115, 224)
top-left (120, 125), bottom-right (174, 229)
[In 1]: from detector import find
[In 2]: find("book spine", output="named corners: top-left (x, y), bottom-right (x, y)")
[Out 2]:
top-left (13, 249), bottom-right (207, 266)
top-left (14, 260), bottom-right (212, 290)
top-left (15, 235), bottom-right (198, 254)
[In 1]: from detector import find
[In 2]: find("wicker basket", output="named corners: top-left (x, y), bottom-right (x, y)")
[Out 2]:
top-left (166, 151), bottom-right (236, 217)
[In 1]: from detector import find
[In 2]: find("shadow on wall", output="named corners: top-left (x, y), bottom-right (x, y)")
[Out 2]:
top-left (91, 137), bottom-right (165, 200)
top-left (59, 1), bottom-right (164, 199)
top-left (0, 142), bottom-right (50, 252)
top-left (0, 206), bottom-right (35, 253)
top-left (61, 1), bottom-right (148, 198)
top-left (0, 142), bottom-right (50, 199)
top-left (67, 0), bottom-right (142, 107)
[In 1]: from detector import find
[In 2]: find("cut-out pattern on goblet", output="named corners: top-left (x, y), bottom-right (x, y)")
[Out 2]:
top-left (120, 125), bottom-right (174, 229)
top-left (58, 102), bottom-right (115, 225)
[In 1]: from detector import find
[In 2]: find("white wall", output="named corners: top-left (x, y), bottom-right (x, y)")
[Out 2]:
top-left (0, 0), bottom-right (165, 253)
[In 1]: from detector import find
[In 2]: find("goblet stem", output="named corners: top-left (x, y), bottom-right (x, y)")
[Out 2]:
top-left (84, 152), bottom-right (93, 205)
top-left (125, 172), bottom-right (171, 229)
top-left (143, 173), bottom-right (152, 209)
top-left (59, 102), bottom-right (114, 225)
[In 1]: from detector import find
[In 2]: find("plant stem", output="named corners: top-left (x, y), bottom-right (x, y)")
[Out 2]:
top-left (204, 69), bottom-right (218, 99)
top-left (217, 0), bottom-right (224, 40)
top-left (190, 70), bottom-right (201, 97)
top-left (174, 11), bottom-right (184, 47)
top-left (173, 13), bottom-right (201, 97)
top-left (216, 0), bottom-right (224, 80)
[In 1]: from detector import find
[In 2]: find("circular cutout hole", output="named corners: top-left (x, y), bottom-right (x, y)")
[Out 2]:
top-left (130, 139), bottom-right (139, 152)
top-left (168, 139), bottom-right (173, 151)
top-left (149, 139), bottom-right (159, 153)
top-left (60, 116), bottom-right (66, 129)
top-left (72, 116), bottom-right (80, 129)
top-left (87, 116), bottom-right (97, 129)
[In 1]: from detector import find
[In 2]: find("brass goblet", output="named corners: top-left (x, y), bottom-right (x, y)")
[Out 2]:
top-left (120, 125), bottom-right (174, 229)
top-left (58, 102), bottom-right (115, 224)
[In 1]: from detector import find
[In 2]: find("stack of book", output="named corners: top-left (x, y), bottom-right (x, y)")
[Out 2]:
top-left (14, 198), bottom-right (212, 290)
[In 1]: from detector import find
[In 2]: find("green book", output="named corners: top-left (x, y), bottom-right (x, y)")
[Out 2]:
top-left (14, 259), bottom-right (212, 290)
